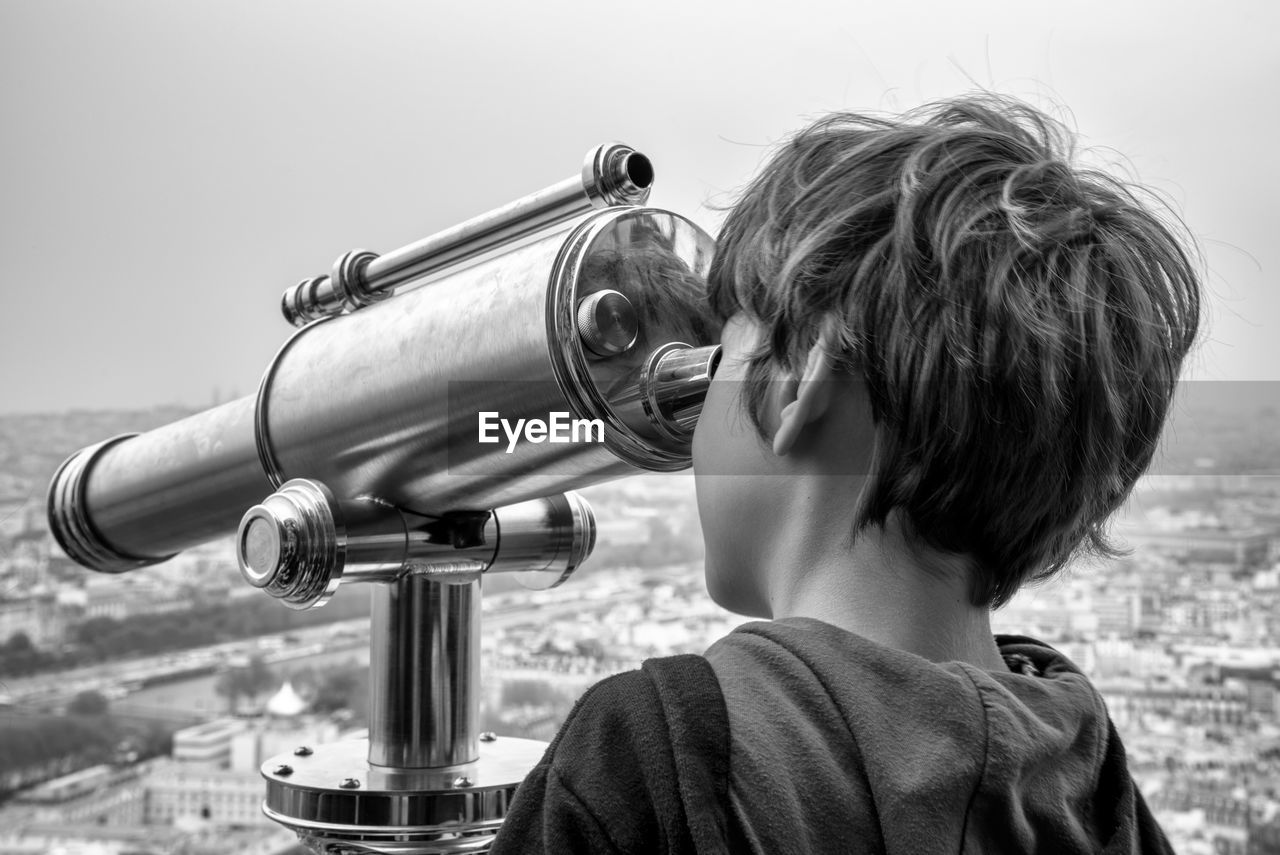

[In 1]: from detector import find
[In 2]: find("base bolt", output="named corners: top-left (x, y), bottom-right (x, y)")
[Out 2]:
top-left (453, 775), bottom-right (473, 788)
top-left (339, 778), bottom-right (361, 789)
top-left (479, 732), bottom-right (497, 743)
top-left (273, 764), bottom-right (293, 776)
top-left (293, 746), bottom-right (313, 756)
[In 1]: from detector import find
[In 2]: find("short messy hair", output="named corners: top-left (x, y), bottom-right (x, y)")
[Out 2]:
top-left (708, 94), bottom-right (1202, 608)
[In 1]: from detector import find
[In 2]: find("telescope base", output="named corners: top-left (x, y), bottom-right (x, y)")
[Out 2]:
top-left (261, 735), bottom-right (548, 854)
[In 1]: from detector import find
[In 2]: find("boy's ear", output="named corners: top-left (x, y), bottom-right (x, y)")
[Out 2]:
top-left (772, 330), bottom-right (837, 457)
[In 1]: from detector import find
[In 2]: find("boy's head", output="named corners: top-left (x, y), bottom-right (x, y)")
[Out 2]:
top-left (693, 94), bottom-right (1201, 611)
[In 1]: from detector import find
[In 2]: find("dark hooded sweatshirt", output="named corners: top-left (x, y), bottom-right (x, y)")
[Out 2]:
top-left (489, 617), bottom-right (1172, 854)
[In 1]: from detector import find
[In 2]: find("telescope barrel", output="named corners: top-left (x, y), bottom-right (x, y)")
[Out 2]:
top-left (49, 206), bottom-right (719, 574)
top-left (281, 142), bottom-right (654, 326)
top-left (48, 403), bottom-right (267, 570)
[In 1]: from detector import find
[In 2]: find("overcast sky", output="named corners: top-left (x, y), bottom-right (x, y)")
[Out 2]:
top-left (2, 0), bottom-right (1277, 414)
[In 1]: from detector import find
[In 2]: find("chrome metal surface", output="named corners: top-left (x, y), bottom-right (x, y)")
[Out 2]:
top-left (638, 342), bottom-right (724, 444)
top-left (581, 142), bottom-right (653, 207)
top-left (369, 576), bottom-right (480, 769)
top-left (505, 491), bottom-right (595, 591)
top-left (546, 207), bottom-right (720, 465)
top-left (267, 211), bottom-right (618, 513)
top-left (333, 249), bottom-right (387, 309)
top-left (49, 206), bottom-right (717, 571)
top-left (237, 479), bottom-right (349, 609)
top-left (49, 397), bottom-right (271, 560)
top-left (46, 434), bottom-right (178, 572)
top-left (280, 142), bottom-right (654, 325)
top-left (297, 839), bottom-right (495, 855)
top-left (575, 288), bottom-right (639, 356)
top-left (237, 484), bottom-right (596, 608)
top-left (282, 276), bottom-right (327, 328)
top-left (256, 317), bottom-right (333, 488)
top-left (282, 250), bottom-right (385, 327)
top-left (261, 736), bottom-right (546, 853)
top-left (244, 485), bottom-right (593, 848)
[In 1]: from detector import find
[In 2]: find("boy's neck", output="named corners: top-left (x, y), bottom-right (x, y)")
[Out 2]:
top-left (766, 506), bottom-right (1008, 672)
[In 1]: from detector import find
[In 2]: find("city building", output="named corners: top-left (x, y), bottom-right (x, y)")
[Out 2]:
top-left (173, 719), bottom-right (250, 769)
top-left (145, 759), bottom-right (270, 828)
top-left (1, 763), bottom-right (150, 827)
top-left (1106, 682), bottom-right (1249, 728)
top-left (1119, 526), bottom-right (1273, 569)
top-left (0, 591), bottom-right (64, 649)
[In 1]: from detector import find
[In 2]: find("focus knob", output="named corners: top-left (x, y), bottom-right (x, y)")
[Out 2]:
top-left (576, 289), bottom-right (639, 357)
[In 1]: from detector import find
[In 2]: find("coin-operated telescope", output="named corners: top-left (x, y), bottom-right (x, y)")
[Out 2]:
top-left (47, 143), bottom-right (722, 854)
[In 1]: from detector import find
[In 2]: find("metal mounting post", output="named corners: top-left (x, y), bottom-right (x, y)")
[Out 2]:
top-left (368, 573), bottom-right (480, 770)
top-left (259, 573), bottom-right (548, 854)
top-left (245, 488), bottom-right (596, 853)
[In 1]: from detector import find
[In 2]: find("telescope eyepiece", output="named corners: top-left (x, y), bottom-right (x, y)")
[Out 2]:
top-left (610, 342), bottom-right (724, 448)
top-left (584, 143), bottom-right (654, 207)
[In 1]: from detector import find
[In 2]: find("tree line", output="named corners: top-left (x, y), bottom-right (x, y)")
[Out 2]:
top-left (0, 591), bottom-right (370, 678)
top-left (0, 694), bottom-right (172, 799)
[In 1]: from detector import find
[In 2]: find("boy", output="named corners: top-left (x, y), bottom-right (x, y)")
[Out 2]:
top-left (490, 95), bottom-right (1200, 854)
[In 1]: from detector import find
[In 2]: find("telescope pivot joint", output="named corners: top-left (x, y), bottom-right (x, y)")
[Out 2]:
top-left (236, 480), bottom-right (596, 609)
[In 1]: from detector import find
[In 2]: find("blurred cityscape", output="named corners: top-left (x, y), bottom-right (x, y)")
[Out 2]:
top-left (2, 396), bottom-right (1280, 854)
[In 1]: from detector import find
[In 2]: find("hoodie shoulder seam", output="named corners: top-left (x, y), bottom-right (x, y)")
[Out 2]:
top-left (954, 664), bottom-right (992, 855)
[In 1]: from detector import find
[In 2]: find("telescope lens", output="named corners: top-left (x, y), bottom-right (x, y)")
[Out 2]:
top-left (235, 480), bottom-right (345, 610)
top-left (240, 515), bottom-right (283, 586)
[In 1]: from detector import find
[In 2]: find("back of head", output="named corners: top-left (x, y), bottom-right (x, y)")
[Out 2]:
top-left (708, 94), bottom-right (1202, 607)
